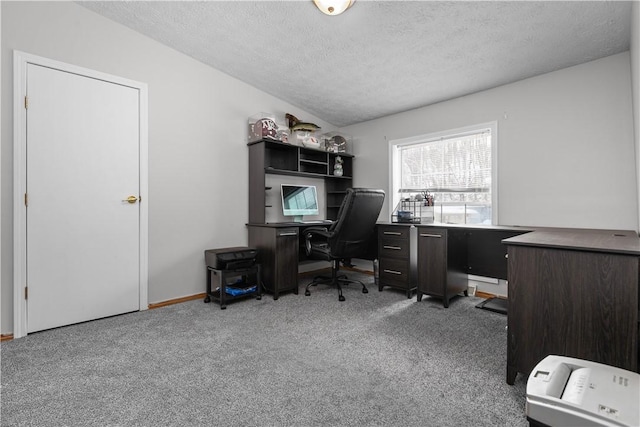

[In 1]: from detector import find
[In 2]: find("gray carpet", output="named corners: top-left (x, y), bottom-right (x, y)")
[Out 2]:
top-left (1, 273), bottom-right (528, 426)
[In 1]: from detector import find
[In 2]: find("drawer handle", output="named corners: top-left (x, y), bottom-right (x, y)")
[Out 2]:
top-left (383, 245), bottom-right (402, 250)
top-left (420, 233), bottom-right (442, 238)
top-left (383, 231), bottom-right (402, 236)
top-left (383, 269), bottom-right (402, 275)
top-left (278, 232), bottom-right (297, 236)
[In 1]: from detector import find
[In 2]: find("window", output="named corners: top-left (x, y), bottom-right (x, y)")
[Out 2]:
top-left (390, 123), bottom-right (497, 225)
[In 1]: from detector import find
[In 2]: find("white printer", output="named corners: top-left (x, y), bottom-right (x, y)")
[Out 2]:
top-left (526, 355), bottom-right (640, 427)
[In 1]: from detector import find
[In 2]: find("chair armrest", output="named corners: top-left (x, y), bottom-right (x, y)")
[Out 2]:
top-left (304, 226), bottom-right (331, 255)
top-left (304, 226), bottom-right (331, 238)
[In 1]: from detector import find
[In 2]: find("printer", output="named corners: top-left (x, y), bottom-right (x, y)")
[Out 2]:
top-left (204, 246), bottom-right (258, 270)
top-left (526, 355), bottom-right (640, 427)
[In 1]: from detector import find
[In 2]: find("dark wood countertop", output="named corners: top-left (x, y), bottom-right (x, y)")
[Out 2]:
top-left (414, 223), bottom-right (533, 232)
top-left (378, 221), bottom-right (530, 230)
top-left (502, 229), bottom-right (640, 255)
top-left (247, 221), bottom-right (333, 228)
top-left (250, 221), bottom-right (640, 255)
top-left (376, 222), bottom-right (415, 227)
top-left (378, 221), bottom-right (535, 233)
top-left (377, 222), bottom-right (640, 255)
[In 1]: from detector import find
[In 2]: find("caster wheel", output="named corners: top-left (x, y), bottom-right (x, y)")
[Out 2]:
top-left (305, 290), bottom-right (311, 296)
top-left (378, 286), bottom-right (383, 292)
top-left (362, 288), bottom-right (368, 294)
top-left (339, 295), bottom-right (345, 302)
top-left (204, 296), bottom-right (211, 303)
top-left (220, 306), bottom-right (227, 310)
top-left (256, 296), bottom-right (262, 300)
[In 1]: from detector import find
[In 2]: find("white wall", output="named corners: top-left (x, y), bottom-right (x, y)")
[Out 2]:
top-left (344, 52), bottom-right (637, 231)
top-left (0, 2), bottom-right (335, 334)
top-left (632, 2), bottom-right (640, 231)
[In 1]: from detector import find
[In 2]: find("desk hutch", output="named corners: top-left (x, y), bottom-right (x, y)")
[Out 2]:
top-left (247, 139), bottom-right (355, 297)
top-left (248, 139), bottom-right (354, 223)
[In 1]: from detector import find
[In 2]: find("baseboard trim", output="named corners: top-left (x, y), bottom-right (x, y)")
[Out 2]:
top-left (299, 266), bottom-right (374, 278)
top-left (476, 290), bottom-right (505, 300)
top-left (343, 265), bottom-right (374, 275)
top-left (148, 293), bottom-right (206, 310)
top-left (2, 281), bottom-right (502, 338)
top-left (0, 297), bottom-right (209, 339)
top-left (147, 268), bottom-right (371, 310)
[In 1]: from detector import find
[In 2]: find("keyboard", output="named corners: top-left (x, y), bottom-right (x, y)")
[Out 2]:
top-left (299, 220), bottom-right (333, 224)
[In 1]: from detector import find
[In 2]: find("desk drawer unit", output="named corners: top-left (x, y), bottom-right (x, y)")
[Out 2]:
top-left (247, 225), bottom-right (299, 300)
top-left (377, 225), bottom-right (415, 298)
top-left (416, 226), bottom-right (471, 308)
top-left (416, 228), bottom-right (448, 303)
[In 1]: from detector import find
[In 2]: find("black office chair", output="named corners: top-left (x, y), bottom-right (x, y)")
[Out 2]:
top-left (303, 188), bottom-right (385, 301)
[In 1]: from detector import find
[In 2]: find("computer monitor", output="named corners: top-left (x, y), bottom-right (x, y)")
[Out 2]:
top-left (281, 184), bottom-right (319, 222)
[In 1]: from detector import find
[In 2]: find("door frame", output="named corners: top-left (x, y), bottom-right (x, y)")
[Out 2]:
top-left (13, 51), bottom-right (149, 338)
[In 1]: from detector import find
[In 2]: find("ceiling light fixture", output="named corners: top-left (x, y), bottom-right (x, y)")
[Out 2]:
top-left (313, 0), bottom-right (355, 16)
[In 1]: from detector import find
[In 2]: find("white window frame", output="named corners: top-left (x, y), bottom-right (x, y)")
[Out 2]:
top-left (388, 121), bottom-right (498, 225)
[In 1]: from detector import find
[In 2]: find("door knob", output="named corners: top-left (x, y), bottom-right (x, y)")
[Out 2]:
top-left (123, 195), bottom-right (139, 204)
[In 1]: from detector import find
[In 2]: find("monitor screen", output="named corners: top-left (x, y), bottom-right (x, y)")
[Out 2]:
top-left (281, 184), bottom-right (319, 220)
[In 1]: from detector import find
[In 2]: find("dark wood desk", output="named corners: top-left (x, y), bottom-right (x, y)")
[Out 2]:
top-left (415, 224), bottom-right (530, 307)
top-left (247, 222), bottom-right (376, 299)
top-left (503, 229), bottom-right (640, 384)
top-left (381, 223), bottom-right (640, 384)
top-left (252, 221), bottom-right (532, 304)
top-left (376, 222), bottom-right (531, 306)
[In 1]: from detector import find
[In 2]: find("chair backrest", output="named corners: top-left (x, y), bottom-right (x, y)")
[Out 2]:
top-left (328, 188), bottom-right (385, 259)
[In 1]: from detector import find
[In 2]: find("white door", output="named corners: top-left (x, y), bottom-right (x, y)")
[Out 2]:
top-left (25, 63), bottom-right (141, 333)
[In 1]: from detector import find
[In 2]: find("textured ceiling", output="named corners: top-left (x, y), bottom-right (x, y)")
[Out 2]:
top-left (78, 1), bottom-right (632, 127)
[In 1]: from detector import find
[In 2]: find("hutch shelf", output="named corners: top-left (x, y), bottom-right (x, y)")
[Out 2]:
top-left (248, 139), bottom-right (354, 223)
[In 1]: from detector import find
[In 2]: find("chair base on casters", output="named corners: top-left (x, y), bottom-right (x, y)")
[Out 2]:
top-left (304, 261), bottom-right (368, 301)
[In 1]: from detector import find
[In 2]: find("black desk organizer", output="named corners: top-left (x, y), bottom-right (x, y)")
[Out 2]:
top-left (204, 247), bottom-right (262, 309)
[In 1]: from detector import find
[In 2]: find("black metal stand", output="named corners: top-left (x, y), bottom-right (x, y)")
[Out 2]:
top-left (204, 265), bottom-right (262, 309)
